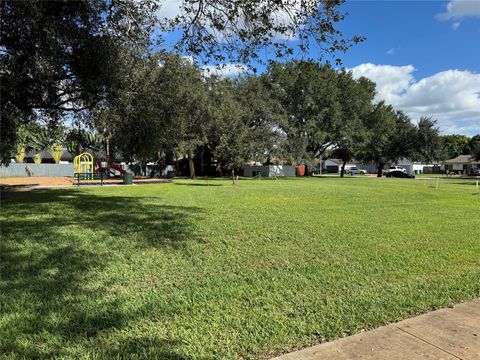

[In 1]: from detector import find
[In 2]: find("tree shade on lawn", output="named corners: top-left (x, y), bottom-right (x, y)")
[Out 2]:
top-left (1, 178), bottom-right (479, 359)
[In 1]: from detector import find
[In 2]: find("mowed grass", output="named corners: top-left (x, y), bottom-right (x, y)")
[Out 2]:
top-left (1, 177), bottom-right (479, 359)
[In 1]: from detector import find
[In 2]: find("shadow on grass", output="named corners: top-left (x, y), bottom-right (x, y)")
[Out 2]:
top-left (173, 182), bottom-right (222, 187)
top-left (443, 180), bottom-right (479, 186)
top-left (0, 189), bottom-right (202, 358)
top-left (99, 337), bottom-right (196, 359)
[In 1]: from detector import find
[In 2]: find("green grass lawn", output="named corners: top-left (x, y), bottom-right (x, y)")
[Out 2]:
top-left (1, 177), bottom-right (479, 359)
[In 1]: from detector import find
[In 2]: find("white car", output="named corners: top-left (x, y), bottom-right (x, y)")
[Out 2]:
top-left (387, 166), bottom-right (407, 173)
top-left (344, 166), bottom-right (367, 175)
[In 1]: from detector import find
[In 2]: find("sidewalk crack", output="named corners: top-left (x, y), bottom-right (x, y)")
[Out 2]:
top-left (395, 326), bottom-right (464, 360)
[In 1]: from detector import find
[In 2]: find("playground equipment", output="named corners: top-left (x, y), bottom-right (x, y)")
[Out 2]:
top-left (74, 152), bottom-right (94, 179)
top-left (73, 153), bottom-right (133, 186)
top-left (110, 163), bottom-right (126, 175)
top-left (74, 152), bottom-right (110, 185)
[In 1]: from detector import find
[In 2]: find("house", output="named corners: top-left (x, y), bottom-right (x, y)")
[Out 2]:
top-left (323, 159), bottom-right (342, 173)
top-left (18, 148), bottom-right (74, 163)
top-left (442, 155), bottom-right (480, 174)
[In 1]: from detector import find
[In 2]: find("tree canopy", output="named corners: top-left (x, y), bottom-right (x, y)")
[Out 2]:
top-left (1, 1), bottom-right (465, 172)
top-left (1, 0), bottom-right (364, 163)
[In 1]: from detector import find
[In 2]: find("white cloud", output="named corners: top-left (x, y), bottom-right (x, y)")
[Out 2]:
top-left (202, 64), bottom-right (248, 78)
top-left (350, 63), bottom-right (416, 104)
top-left (436, 0), bottom-right (480, 28)
top-left (436, 0), bottom-right (480, 20)
top-left (386, 48), bottom-right (395, 55)
top-left (350, 63), bottom-right (480, 136)
top-left (156, 0), bottom-right (183, 20)
top-left (181, 55), bottom-right (195, 64)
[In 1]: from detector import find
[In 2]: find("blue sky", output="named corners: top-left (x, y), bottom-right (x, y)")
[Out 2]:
top-left (337, 0), bottom-right (480, 78)
top-left (336, 0), bottom-right (480, 135)
top-left (158, 0), bottom-right (480, 136)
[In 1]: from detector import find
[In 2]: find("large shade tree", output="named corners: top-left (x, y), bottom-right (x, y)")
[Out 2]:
top-left (1, 0), bottom-right (158, 163)
top-left (160, 0), bottom-right (364, 66)
top-left (91, 51), bottom-right (181, 163)
top-left (266, 61), bottom-right (343, 165)
top-left (1, 0), bottom-right (362, 164)
top-left (234, 75), bottom-right (286, 164)
top-left (440, 134), bottom-right (471, 160)
top-left (469, 135), bottom-right (480, 161)
top-left (415, 117), bottom-right (441, 164)
top-left (169, 58), bottom-right (212, 178)
top-left (359, 102), bottom-right (396, 177)
top-left (331, 71), bottom-right (375, 177)
top-left (209, 80), bottom-right (252, 182)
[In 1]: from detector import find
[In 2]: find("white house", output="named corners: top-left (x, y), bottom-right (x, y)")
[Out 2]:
top-left (442, 155), bottom-right (480, 174)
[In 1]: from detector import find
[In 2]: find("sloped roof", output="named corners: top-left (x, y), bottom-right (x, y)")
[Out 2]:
top-left (23, 149), bottom-right (124, 162)
top-left (24, 149), bottom-right (74, 161)
top-left (443, 155), bottom-right (480, 164)
top-left (325, 158), bottom-right (343, 165)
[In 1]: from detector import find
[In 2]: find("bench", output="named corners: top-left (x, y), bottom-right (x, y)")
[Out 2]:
top-left (74, 172), bottom-right (108, 186)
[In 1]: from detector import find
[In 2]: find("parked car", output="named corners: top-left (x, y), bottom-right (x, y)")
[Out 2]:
top-left (387, 166), bottom-right (406, 173)
top-left (385, 170), bottom-right (414, 178)
top-left (344, 166), bottom-right (367, 175)
top-left (468, 168), bottom-right (480, 176)
top-left (339, 165), bottom-right (367, 174)
top-left (312, 167), bottom-right (329, 174)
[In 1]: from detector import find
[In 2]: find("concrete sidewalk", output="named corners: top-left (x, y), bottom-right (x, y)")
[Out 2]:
top-left (274, 299), bottom-right (480, 360)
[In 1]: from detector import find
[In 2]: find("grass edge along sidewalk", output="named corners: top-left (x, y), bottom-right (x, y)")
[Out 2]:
top-left (274, 298), bottom-right (480, 360)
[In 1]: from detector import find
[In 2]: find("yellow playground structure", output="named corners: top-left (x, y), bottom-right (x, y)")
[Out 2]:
top-left (73, 152), bottom-right (94, 179)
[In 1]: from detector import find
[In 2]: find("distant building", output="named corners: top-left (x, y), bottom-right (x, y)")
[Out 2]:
top-left (244, 165), bottom-right (296, 177)
top-left (19, 148), bottom-right (74, 163)
top-left (323, 159), bottom-right (373, 173)
top-left (323, 159), bottom-right (342, 173)
top-left (442, 155), bottom-right (480, 174)
top-left (391, 159), bottom-right (440, 175)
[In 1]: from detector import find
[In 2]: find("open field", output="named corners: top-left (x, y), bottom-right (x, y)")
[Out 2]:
top-left (1, 177), bottom-right (479, 359)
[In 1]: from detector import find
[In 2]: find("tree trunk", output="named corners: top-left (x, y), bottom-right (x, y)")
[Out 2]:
top-left (188, 153), bottom-right (195, 179)
top-left (340, 160), bottom-right (346, 178)
top-left (175, 156), bottom-right (179, 176)
top-left (105, 136), bottom-right (110, 164)
top-left (232, 169), bottom-right (235, 185)
top-left (377, 162), bottom-right (384, 177)
top-left (200, 147), bottom-right (205, 176)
